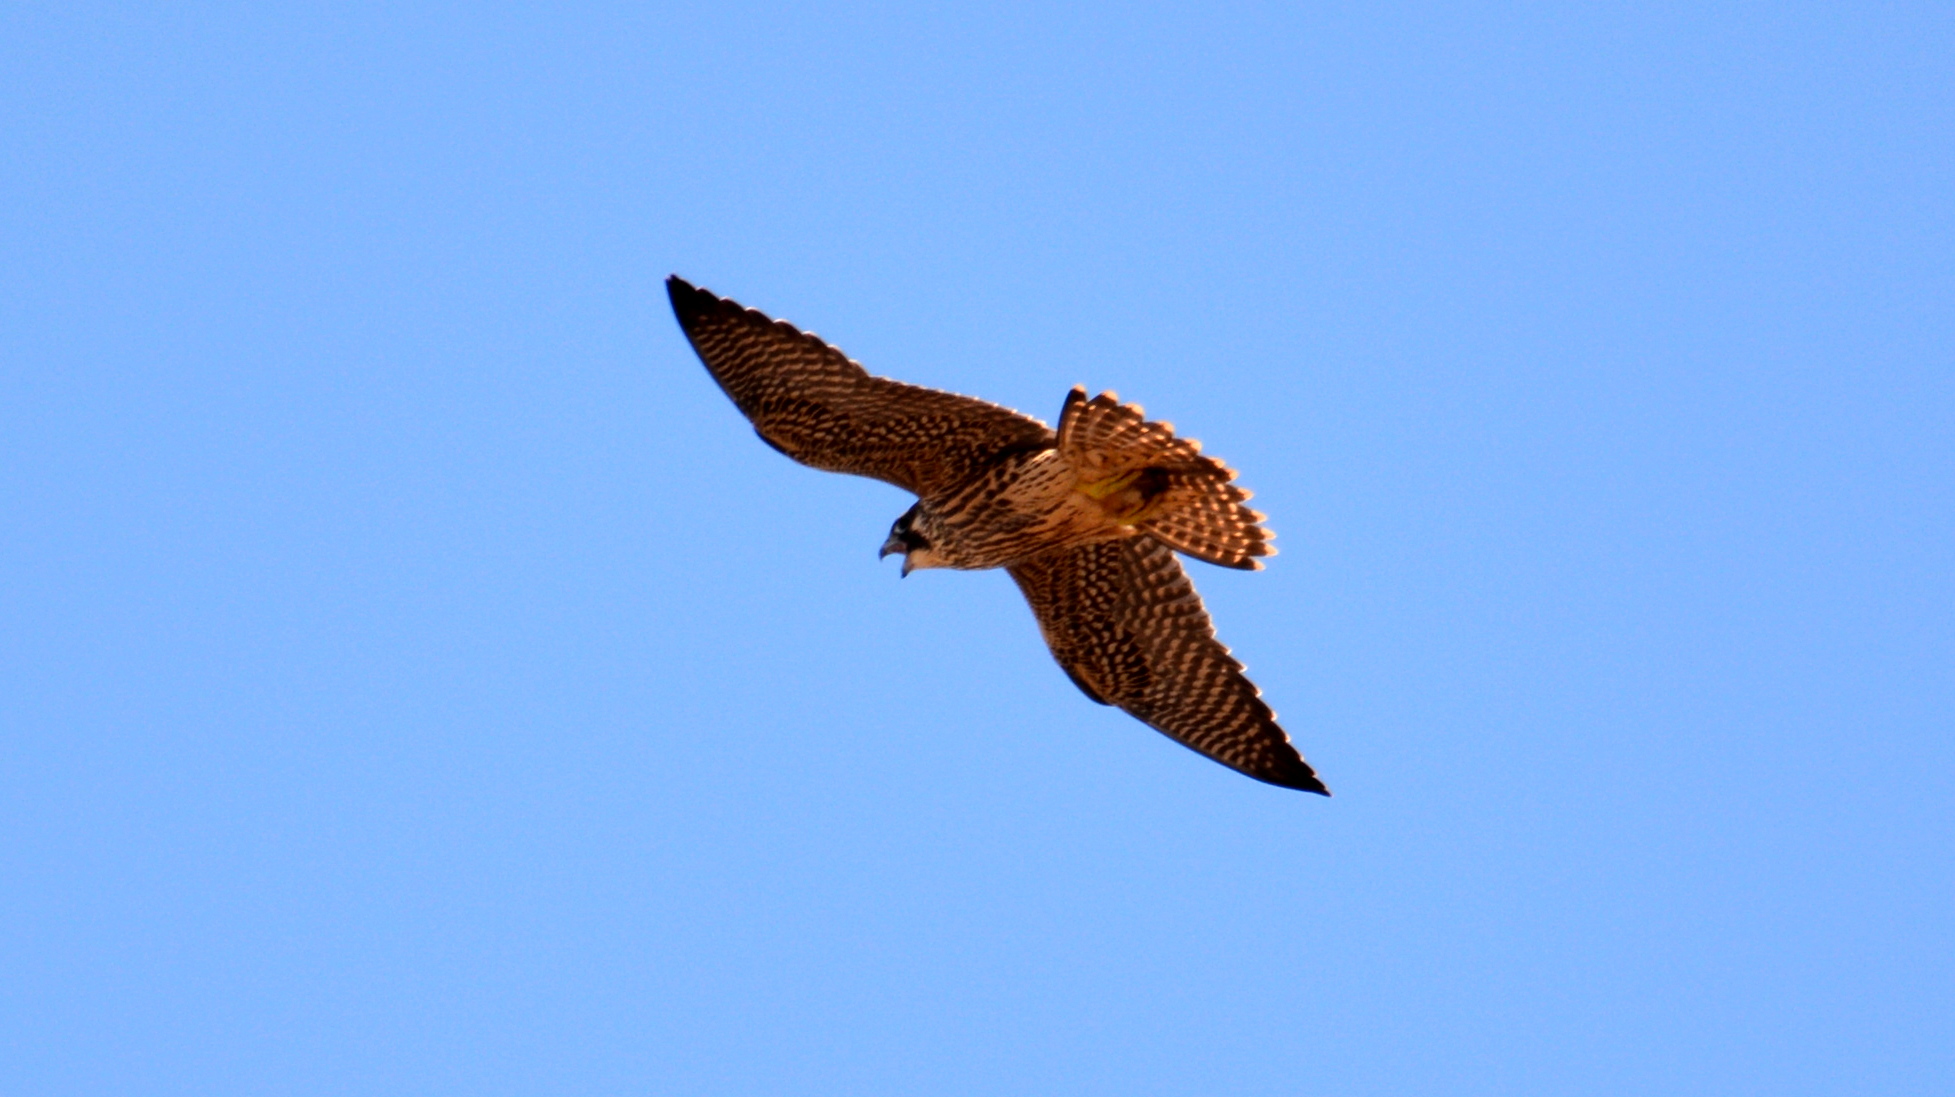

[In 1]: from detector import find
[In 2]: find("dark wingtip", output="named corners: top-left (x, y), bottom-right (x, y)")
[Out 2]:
top-left (666, 275), bottom-right (725, 331)
top-left (1270, 761), bottom-right (1331, 795)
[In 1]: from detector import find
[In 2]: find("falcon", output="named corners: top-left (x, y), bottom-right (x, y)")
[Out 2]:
top-left (667, 276), bottom-right (1328, 794)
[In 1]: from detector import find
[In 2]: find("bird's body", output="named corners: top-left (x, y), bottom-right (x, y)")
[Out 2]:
top-left (667, 276), bottom-right (1328, 794)
top-left (897, 446), bottom-right (1094, 570)
top-left (898, 443), bottom-right (1168, 570)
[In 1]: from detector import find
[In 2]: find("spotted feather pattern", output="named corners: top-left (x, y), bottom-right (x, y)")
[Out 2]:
top-left (1056, 387), bottom-right (1275, 570)
top-left (669, 277), bottom-right (1054, 498)
top-left (1008, 537), bottom-right (1327, 793)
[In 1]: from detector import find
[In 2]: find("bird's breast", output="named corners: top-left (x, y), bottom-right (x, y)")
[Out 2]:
top-left (925, 449), bottom-right (1143, 569)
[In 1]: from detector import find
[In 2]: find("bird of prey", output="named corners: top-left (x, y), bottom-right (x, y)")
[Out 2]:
top-left (667, 276), bottom-right (1328, 794)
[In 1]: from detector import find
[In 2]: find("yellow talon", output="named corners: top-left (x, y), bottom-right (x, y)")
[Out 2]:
top-left (1079, 469), bottom-right (1143, 500)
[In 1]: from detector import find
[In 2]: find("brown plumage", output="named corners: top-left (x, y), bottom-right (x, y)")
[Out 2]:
top-left (1007, 537), bottom-right (1322, 791)
top-left (667, 277), bottom-right (1052, 499)
top-left (1057, 388), bottom-right (1274, 569)
top-left (668, 275), bottom-right (1326, 794)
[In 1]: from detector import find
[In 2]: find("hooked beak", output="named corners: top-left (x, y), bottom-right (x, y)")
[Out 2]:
top-left (880, 532), bottom-right (913, 576)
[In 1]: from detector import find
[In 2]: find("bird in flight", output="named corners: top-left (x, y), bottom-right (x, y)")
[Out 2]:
top-left (667, 276), bottom-right (1327, 794)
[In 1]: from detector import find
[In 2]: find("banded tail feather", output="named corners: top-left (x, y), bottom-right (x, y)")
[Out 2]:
top-left (1056, 387), bottom-right (1276, 570)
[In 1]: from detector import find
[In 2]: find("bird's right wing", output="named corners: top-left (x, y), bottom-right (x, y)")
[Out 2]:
top-left (668, 277), bottom-right (1055, 499)
top-left (1007, 536), bottom-right (1328, 793)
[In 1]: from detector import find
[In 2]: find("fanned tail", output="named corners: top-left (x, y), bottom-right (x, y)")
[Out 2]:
top-left (1056, 387), bottom-right (1276, 570)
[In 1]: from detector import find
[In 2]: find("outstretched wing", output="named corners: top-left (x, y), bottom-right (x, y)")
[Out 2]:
top-left (668, 277), bottom-right (1055, 500)
top-left (1007, 536), bottom-right (1328, 793)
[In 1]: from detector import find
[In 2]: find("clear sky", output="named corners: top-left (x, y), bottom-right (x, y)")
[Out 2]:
top-left (4, 3), bottom-right (1950, 1094)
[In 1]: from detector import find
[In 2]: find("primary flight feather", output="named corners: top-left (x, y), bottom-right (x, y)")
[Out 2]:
top-left (667, 276), bottom-right (1327, 794)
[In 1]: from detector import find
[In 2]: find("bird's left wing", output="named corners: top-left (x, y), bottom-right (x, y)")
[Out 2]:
top-left (1007, 536), bottom-right (1328, 793)
top-left (668, 277), bottom-right (1054, 499)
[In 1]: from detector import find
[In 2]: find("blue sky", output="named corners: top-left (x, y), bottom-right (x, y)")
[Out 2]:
top-left (4, 3), bottom-right (1950, 1093)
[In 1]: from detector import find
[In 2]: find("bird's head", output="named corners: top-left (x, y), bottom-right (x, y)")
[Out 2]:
top-left (880, 504), bottom-right (945, 577)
